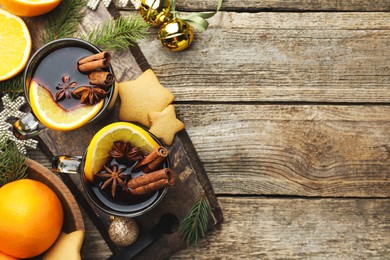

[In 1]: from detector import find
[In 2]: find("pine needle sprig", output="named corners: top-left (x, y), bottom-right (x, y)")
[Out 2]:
top-left (0, 136), bottom-right (28, 186)
top-left (42, 0), bottom-right (86, 43)
top-left (82, 15), bottom-right (150, 51)
top-left (179, 193), bottom-right (211, 246)
top-left (0, 74), bottom-right (24, 96)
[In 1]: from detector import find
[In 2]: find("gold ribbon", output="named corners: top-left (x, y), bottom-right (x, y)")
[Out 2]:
top-left (172, 0), bottom-right (223, 32)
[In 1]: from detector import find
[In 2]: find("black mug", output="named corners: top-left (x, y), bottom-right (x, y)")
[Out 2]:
top-left (13, 38), bottom-right (117, 140)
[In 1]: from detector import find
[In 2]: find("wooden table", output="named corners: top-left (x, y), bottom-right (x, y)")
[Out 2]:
top-left (28, 1), bottom-right (390, 259)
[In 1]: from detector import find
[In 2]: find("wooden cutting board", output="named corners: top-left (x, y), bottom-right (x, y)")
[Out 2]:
top-left (33, 3), bottom-right (223, 259)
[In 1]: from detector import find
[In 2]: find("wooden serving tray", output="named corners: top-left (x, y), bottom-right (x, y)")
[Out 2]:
top-left (35, 4), bottom-right (223, 259)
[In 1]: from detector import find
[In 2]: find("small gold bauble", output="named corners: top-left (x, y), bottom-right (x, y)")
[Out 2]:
top-left (139, 0), bottom-right (172, 26)
top-left (158, 18), bottom-right (194, 52)
top-left (108, 217), bottom-right (139, 247)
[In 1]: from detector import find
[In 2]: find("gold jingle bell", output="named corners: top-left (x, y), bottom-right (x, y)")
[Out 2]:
top-left (139, 0), bottom-right (172, 26)
top-left (158, 18), bottom-right (194, 52)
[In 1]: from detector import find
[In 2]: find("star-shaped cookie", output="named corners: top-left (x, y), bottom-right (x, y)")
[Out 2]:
top-left (149, 105), bottom-right (185, 145)
top-left (118, 69), bottom-right (174, 127)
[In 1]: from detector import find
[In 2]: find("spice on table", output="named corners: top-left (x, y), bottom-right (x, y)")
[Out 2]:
top-left (96, 164), bottom-right (127, 198)
top-left (88, 71), bottom-right (114, 86)
top-left (127, 168), bottom-right (175, 195)
top-left (109, 141), bottom-right (144, 164)
top-left (72, 86), bottom-right (107, 105)
top-left (134, 146), bottom-right (168, 173)
top-left (77, 51), bottom-right (111, 73)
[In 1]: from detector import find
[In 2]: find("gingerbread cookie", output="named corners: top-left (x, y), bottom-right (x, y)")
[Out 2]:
top-left (149, 105), bottom-right (185, 145)
top-left (118, 69), bottom-right (174, 127)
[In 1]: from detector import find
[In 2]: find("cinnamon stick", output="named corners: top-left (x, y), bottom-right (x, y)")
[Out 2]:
top-left (78, 51), bottom-right (111, 73)
top-left (130, 179), bottom-right (169, 195)
top-left (134, 146), bottom-right (168, 173)
top-left (88, 71), bottom-right (114, 86)
top-left (127, 168), bottom-right (175, 195)
top-left (127, 168), bottom-right (174, 189)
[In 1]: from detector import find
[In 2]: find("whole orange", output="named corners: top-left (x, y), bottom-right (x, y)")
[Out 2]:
top-left (0, 251), bottom-right (17, 260)
top-left (0, 179), bottom-right (64, 259)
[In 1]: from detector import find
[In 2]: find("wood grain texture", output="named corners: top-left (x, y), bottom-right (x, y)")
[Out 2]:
top-left (119, 0), bottom-right (390, 12)
top-left (171, 0), bottom-right (390, 12)
top-left (172, 197), bottom-right (390, 259)
top-left (123, 11), bottom-right (390, 103)
top-left (24, 147), bottom-right (390, 259)
top-left (175, 104), bottom-right (390, 197)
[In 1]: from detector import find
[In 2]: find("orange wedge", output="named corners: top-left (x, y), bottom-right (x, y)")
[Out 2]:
top-left (0, 0), bottom-right (62, 17)
top-left (29, 80), bottom-right (104, 131)
top-left (84, 122), bottom-right (159, 182)
top-left (0, 8), bottom-right (31, 81)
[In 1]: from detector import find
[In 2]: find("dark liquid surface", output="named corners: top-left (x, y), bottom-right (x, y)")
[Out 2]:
top-left (80, 156), bottom-right (167, 214)
top-left (31, 47), bottom-right (95, 111)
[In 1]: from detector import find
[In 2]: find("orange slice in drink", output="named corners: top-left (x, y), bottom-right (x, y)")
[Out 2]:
top-left (0, 8), bottom-right (31, 81)
top-left (0, 0), bottom-right (62, 17)
top-left (29, 80), bottom-right (104, 131)
top-left (84, 122), bottom-right (159, 182)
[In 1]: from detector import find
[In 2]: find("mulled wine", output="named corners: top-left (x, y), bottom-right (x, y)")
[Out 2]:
top-left (29, 46), bottom-right (98, 111)
top-left (52, 122), bottom-right (173, 217)
top-left (13, 38), bottom-right (116, 140)
top-left (80, 155), bottom-right (168, 215)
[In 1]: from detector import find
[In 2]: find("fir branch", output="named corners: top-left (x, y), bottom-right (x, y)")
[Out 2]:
top-left (0, 136), bottom-right (28, 186)
top-left (42, 0), bottom-right (86, 43)
top-left (0, 74), bottom-right (24, 96)
top-left (82, 15), bottom-right (149, 51)
top-left (179, 193), bottom-right (211, 246)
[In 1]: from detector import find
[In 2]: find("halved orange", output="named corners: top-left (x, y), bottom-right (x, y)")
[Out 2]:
top-left (84, 122), bottom-right (159, 182)
top-left (0, 0), bottom-right (62, 17)
top-left (0, 8), bottom-right (31, 81)
top-left (29, 80), bottom-right (104, 131)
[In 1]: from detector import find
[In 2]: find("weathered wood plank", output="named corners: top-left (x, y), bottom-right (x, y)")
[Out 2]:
top-left (30, 103), bottom-right (390, 198)
top-left (120, 11), bottom-right (390, 103)
top-left (175, 0), bottom-right (390, 12)
top-left (119, 0), bottom-right (390, 12)
top-left (29, 101), bottom-right (390, 198)
top-left (174, 104), bottom-right (390, 197)
top-left (172, 197), bottom-right (390, 259)
top-left (23, 149), bottom-right (390, 260)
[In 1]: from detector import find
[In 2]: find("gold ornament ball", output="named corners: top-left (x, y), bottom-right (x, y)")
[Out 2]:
top-left (139, 0), bottom-right (172, 26)
top-left (158, 18), bottom-right (194, 52)
top-left (108, 217), bottom-right (139, 247)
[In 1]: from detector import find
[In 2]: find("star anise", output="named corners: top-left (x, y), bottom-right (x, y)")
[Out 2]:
top-left (72, 86), bottom-right (107, 105)
top-left (55, 74), bottom-right (77, 102)
top-left (96, 164), bottom-right (127, 198)
top-left (109, 141), bottom-right (144, 164)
